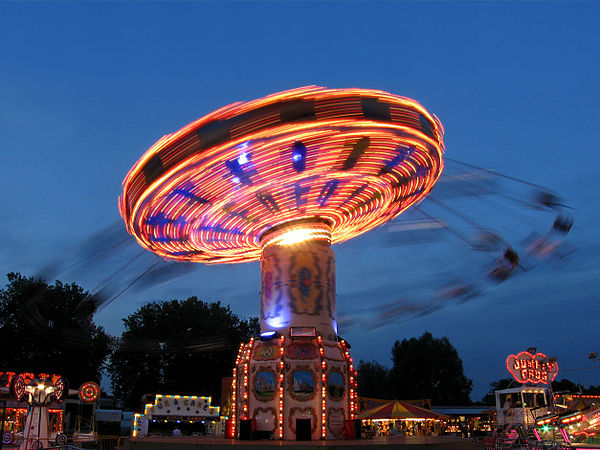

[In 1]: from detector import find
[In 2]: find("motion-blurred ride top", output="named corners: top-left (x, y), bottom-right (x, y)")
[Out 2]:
top-left (120, 86), bottom-right (445, 263)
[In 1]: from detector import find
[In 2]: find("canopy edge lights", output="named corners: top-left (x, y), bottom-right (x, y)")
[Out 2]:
top-left (120, 86), bottom-right (445, 263)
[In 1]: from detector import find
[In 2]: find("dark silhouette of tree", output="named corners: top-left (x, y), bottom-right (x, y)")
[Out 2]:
top-left (109, 297), bottom-right (259, 410)
top-left (389, 331), bottom-right (473, 405)
top-left (357, 360), bottom-right (392, 399)
top-left (583, 385), bottom-right (600, 395)
top-left (0, 273), bottom-right (112, 386)
top-left (480, 378), bottom-right (517, 405)
top-left (479, 378), bottom-right (600, 405)
top-left (552, 378), bottom-right (582, 393)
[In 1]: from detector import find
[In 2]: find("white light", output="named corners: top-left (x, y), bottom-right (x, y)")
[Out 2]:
top-left (279, 228), bottom-right (313, 245)
top-left (266, 315), bottom-right (288, 329)
top-left (264, 228), bottom-right (330, 247)
top-left (237, 153), bottom-right (249, 164)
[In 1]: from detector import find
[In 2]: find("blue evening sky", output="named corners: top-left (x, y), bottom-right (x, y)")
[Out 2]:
top-left (1, 2), bottom-right (599, 401)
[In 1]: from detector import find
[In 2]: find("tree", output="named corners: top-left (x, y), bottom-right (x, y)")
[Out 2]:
top-left (0, 273), bottom-right (112, 386)
top-left (479, 378), bottom-right (600, 405)
top-left (389, 332), bottom-right (473, 405)
top-left (552, 378), bottom-right (582, 393)
top-left (480, 378), bottom-right (517, 405)
top-left (109, 297), bottom-right (259, 410)
top-left (357, 360), bottom-right (392, 399)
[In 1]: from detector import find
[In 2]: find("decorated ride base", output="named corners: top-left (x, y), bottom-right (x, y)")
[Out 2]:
top-left (230, 222), bottom-right (357, 440)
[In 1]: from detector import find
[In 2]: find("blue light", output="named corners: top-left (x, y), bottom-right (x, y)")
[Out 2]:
top-left (260, 331), bottom-right (277, 338)
top-left (266, 314), bottom-right (289, 329)
top-left (237, 152), bottom-right (249, 165)
top-left (225, 157), bottom-right (256, 185)
top-left (292, 141), bottom-right (307, 172)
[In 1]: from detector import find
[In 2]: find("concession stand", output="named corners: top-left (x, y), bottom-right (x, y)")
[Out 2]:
top-left (358, 400), bottom-right (447, 437)
top-left (132, 394), bottom-right (221, 437)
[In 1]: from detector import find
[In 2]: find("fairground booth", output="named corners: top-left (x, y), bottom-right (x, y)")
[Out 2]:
top-left (484, 349), bottom-right (600, 447)
top-left (358, 399), bottom-right (447, 437)
top-left (431, 406), bottom-right (494, 437)
top-left (132, 394), bottom-right (221, 437)
top-left (0, 372), bottom-right (65, 446)
top-left (496, 350), bottom-right (558, 426)
top-left (0, 370), bottom-right (102, 448)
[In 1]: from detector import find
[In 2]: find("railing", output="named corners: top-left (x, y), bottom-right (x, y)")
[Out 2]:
top-left (14, 436), bottom-right (126, 450)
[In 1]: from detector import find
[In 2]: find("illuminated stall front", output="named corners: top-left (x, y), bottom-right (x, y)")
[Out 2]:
top-left (358, 400), bottom-right (447, 438)
top-left (0, 371), bottom-right (99, 448)
top-left (496, 350), bottom-right (558, 427)
top-left (485, 349), bottom-right (559, 448)
top-left (133, 394), bottom-right (220, 437)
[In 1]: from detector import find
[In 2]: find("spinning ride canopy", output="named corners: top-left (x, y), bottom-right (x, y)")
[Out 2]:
top-left (120, 86), bottom-right (445, 264)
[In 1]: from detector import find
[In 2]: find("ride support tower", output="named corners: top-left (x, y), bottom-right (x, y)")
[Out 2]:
top-left (231, 219), bottom-right (355, 439)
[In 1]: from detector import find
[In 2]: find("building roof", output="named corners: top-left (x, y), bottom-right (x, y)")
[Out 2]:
top-left (432, 406), bottom-right (494, 416)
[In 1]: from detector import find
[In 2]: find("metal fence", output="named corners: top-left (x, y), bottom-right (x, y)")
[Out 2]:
top-left (18, 436), bottom-right (126, 450)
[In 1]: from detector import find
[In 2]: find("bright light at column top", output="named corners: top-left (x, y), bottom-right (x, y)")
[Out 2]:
top-left (260, 220), bottom-right (332, 249)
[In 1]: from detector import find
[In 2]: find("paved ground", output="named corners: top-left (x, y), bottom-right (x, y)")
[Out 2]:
top-left (122, 435), bottom-right (477, 449)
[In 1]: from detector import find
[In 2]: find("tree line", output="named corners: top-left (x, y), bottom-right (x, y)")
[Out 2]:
top-left (0, 273), bottom-right (258, 410)
top-left (358, 334), bottom-right (600, 406)
top-left (2, 273), bottom-right (597, 410)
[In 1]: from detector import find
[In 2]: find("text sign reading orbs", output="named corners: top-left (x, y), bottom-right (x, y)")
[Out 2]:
top-left (506, 351), bottom-right (559, 384)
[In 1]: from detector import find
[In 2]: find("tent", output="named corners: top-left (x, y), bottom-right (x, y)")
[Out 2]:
top-left (358, 401), bottom-right (447, 420)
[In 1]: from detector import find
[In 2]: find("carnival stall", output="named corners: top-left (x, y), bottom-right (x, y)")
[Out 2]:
top-left (132, 394), bottom-right (221, 437)
top-left (0, 371), bottom-right (101, 449)
top-left (358, 400), bottom-right (447, 437)
top-left (431, 406), bottom-right (494, 437)
top-left (483, 349), bottom-right (560, 449)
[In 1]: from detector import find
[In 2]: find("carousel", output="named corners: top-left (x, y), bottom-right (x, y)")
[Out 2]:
top-left (120, 86), bottom-right (445, 440)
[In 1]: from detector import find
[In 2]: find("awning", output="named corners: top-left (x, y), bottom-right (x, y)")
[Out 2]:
top-left (358, 400), bottom-right (447, 420)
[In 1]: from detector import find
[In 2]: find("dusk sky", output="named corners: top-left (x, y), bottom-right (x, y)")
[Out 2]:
top-left (1, 2), bottom-right (599, 401)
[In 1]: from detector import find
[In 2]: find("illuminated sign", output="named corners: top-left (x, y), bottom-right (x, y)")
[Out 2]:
top-left (290, 327), bottom-right (316, 338)
top-left (144, 394), bottom-right (219, 418)
top-left (506, 351), bottom-right (559, 384)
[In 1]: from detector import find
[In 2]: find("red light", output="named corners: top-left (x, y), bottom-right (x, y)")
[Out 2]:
top-left (506, 351), bottom-right (559, 384)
